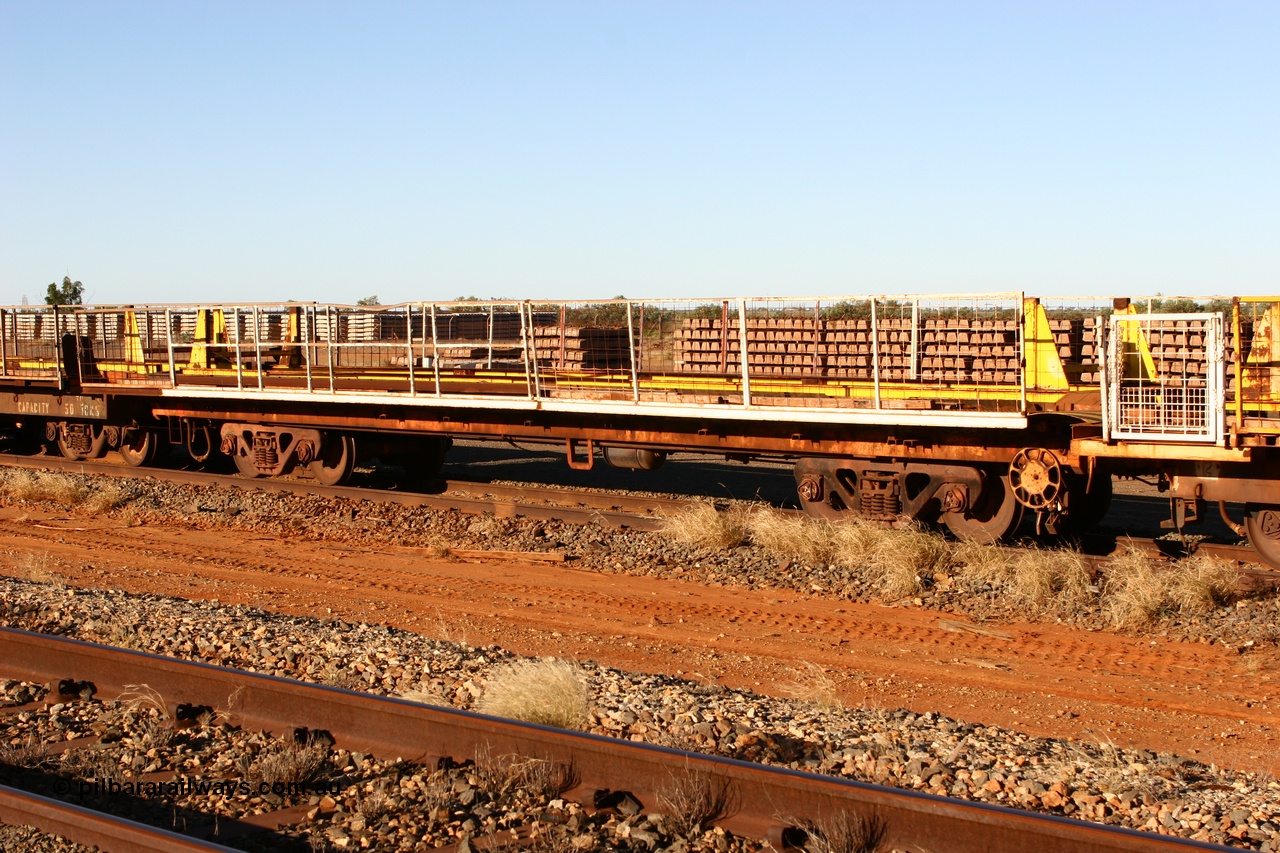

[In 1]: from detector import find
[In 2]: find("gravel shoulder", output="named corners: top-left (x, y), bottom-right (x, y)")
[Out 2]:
top-left (0, 461), bottom-right (1279, 848)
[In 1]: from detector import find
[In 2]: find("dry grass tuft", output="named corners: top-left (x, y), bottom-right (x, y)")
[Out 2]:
top-left (477, 748), bottom-right (577, 801)
top-left (800, 811), bottom-right (888, 853)
top-left (746, 510), bottom-right (835, 565)
top-left (951, 538), bottom-right (1014, 586)
top-left (1009, 548), bottom-right (1093, 611)
top-left (784, 661), bottom-right (845, 710)
top-left (82, 483), bottom-right (126, 514)
top-left (248, 734), bottom-right (330, 788)
top-left (13, 553), bottom-right (62, 585)
top-left (1102, 545), bottom-right (1167, 626)
top-left (865, 522), bottom-right (952, 599)
top-left (662, 501), bottom-right (751, 549)
top-left (954, 543), bottom-right (1093, 613)
top-left (477, 658), bottom-right (589, 730)
top-left (1104, 546), bottom-right (1241, 626)
top-left (657, 769), bottom-right (739, 838)
top-left (0, 734), bottom-right (46, 768)
top-left (1, 471), bottom-right (87, 506)
top-left (60, 747), bottom-right (123, 784)
top-left (114, 685), bottom-right (170, 719)
top-left (1170, 554), bottom-right (1240, 613)
top-left (829, 517), bottom-right (894, 566)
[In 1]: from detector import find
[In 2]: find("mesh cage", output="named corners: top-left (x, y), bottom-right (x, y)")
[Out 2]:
top-left (1102, 311), bottom-right (1223, 443)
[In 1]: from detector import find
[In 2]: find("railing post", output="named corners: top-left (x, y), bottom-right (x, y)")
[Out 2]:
top-left (430, 303), bottom-right (442, 396)
top-left (304, 306), bottom-right (314, 393)
top-left (165, 309), bottom-right (177, 387)
top-left (407, 304), bottom-right (416, 396)
top-left (253, 306), bottom-right (263, 391)
top-left (626, 301), bottom-right (639, 403)
top-left (738, 298), bottom-right (751, 408)
top-left (233, 307), bottom-right (244, 391)
top-left (870, 299), bottom-right (881, 410)
top-left (325, 305), bottom-right (336, 394)
top-left (524, 301), bottom-right (541, 400)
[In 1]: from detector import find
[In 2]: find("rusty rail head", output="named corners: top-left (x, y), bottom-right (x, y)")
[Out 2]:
top-left (0, 452), bottom-right (669, 531)
top-left (0, 783), bottom-right (240, 853)
top-left (0, 627), bottom-right (1235, 853)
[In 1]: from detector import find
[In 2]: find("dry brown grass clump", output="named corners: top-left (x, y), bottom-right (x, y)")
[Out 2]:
top-left (0, 734), bottom-right (46, 769)
top-left (955, 543), bottom-right (1092, 613)
top-left (1169, 554), bottom-right (1240, 613)
top-left (1103, 546), bottom-right (1240, 626)
top-left (783, 661), bottom-right (845, 710)
top-left (746, 510), bottom-right (836, 566)
top-left (800, 811), bottom-right (889, 853)
top-left (662, 500), bottom-right (752, 549)
top-left (82, 482), bottom-right (126, 514)
top-left (477, 658), bottom-right (589, 730)
top-left (0, 470), bottom-right (128, 514)
top-left (657, 769), bottom-right (739, 838)
top-left (10, 553), bottom-right (62, 585)
top-left (864, 522), bottom-right (953, 599)
top-left (247, 734), bottom-right (330, 788)
top-left (478, 749), bottom-right (576, 802)
top-left (2, 471), bottom-right (87, 505)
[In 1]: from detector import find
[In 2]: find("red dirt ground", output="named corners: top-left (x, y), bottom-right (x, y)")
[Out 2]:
top-left (3, 504), bottom-right (1278, 775)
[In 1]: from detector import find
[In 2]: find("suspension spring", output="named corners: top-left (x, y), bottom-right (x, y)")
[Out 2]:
top-left (253, 433), bottom-right (278, 468)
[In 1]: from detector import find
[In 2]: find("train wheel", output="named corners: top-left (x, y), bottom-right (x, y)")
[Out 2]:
top-left (118, 428), bottom-right (159, 467)
top-left (1245, 504), bottom-right (1280, 570)
top-left (942, 470), bottom-right (1023, 544)
top-left (309, 433), bottom-right (356, 486)
top-left (1008, 447), bottom-right (1063, 511)
top-left (55, 424), bottom-right (108, 460)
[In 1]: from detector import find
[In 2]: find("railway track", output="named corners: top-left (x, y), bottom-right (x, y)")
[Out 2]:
top-left (0, 451), bottom-right (677, 531)
top-left (4, 449), bottom-right (1276, 590)
top-left (0, 627), bottom-right (1238, 853)
top-left (0, 784), bottom-right (239, 852)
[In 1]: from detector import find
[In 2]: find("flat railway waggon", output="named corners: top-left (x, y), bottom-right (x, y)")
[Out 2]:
top-left (2, 291), bottom-right (1279, 565)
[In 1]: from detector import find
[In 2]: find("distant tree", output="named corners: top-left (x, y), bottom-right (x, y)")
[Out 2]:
top-left (357, 295), bottom-right (380, 306)
top-left (45, 276), bottom-right (84, 306)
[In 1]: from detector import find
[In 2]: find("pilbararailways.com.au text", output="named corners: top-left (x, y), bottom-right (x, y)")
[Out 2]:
top-left (65, 778), bottom-right (344, 798)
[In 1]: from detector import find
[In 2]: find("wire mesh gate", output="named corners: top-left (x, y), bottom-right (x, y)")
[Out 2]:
top-left (1101, 312), bottom-right (1224, 443)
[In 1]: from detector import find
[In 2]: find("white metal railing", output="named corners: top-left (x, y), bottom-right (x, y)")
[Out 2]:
top-left (0, 294), bottom-right (1035, 426)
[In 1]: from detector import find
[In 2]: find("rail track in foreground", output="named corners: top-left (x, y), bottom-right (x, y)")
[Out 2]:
top-left (0, 627), bottom-right (1241, 853)
top-left (4, 450), bottom-right (1278, 594)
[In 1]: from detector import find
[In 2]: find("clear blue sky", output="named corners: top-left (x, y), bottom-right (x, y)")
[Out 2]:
top-left (2, 2), bottom-right (1276, 306)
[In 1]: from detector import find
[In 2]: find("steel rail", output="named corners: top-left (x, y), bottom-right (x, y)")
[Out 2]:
top-left (0, 783), bottom-right (240, 852)
top-left (0, 452), bottom-right (670, 531)
top-left (0, 627), bottom-right (1236, 853)
top-left (3, 452), bottom-right (1275, 590)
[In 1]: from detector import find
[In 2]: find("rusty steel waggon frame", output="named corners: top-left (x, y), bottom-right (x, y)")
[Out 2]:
top-left (1, 291), bottom-right (1279, 565)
